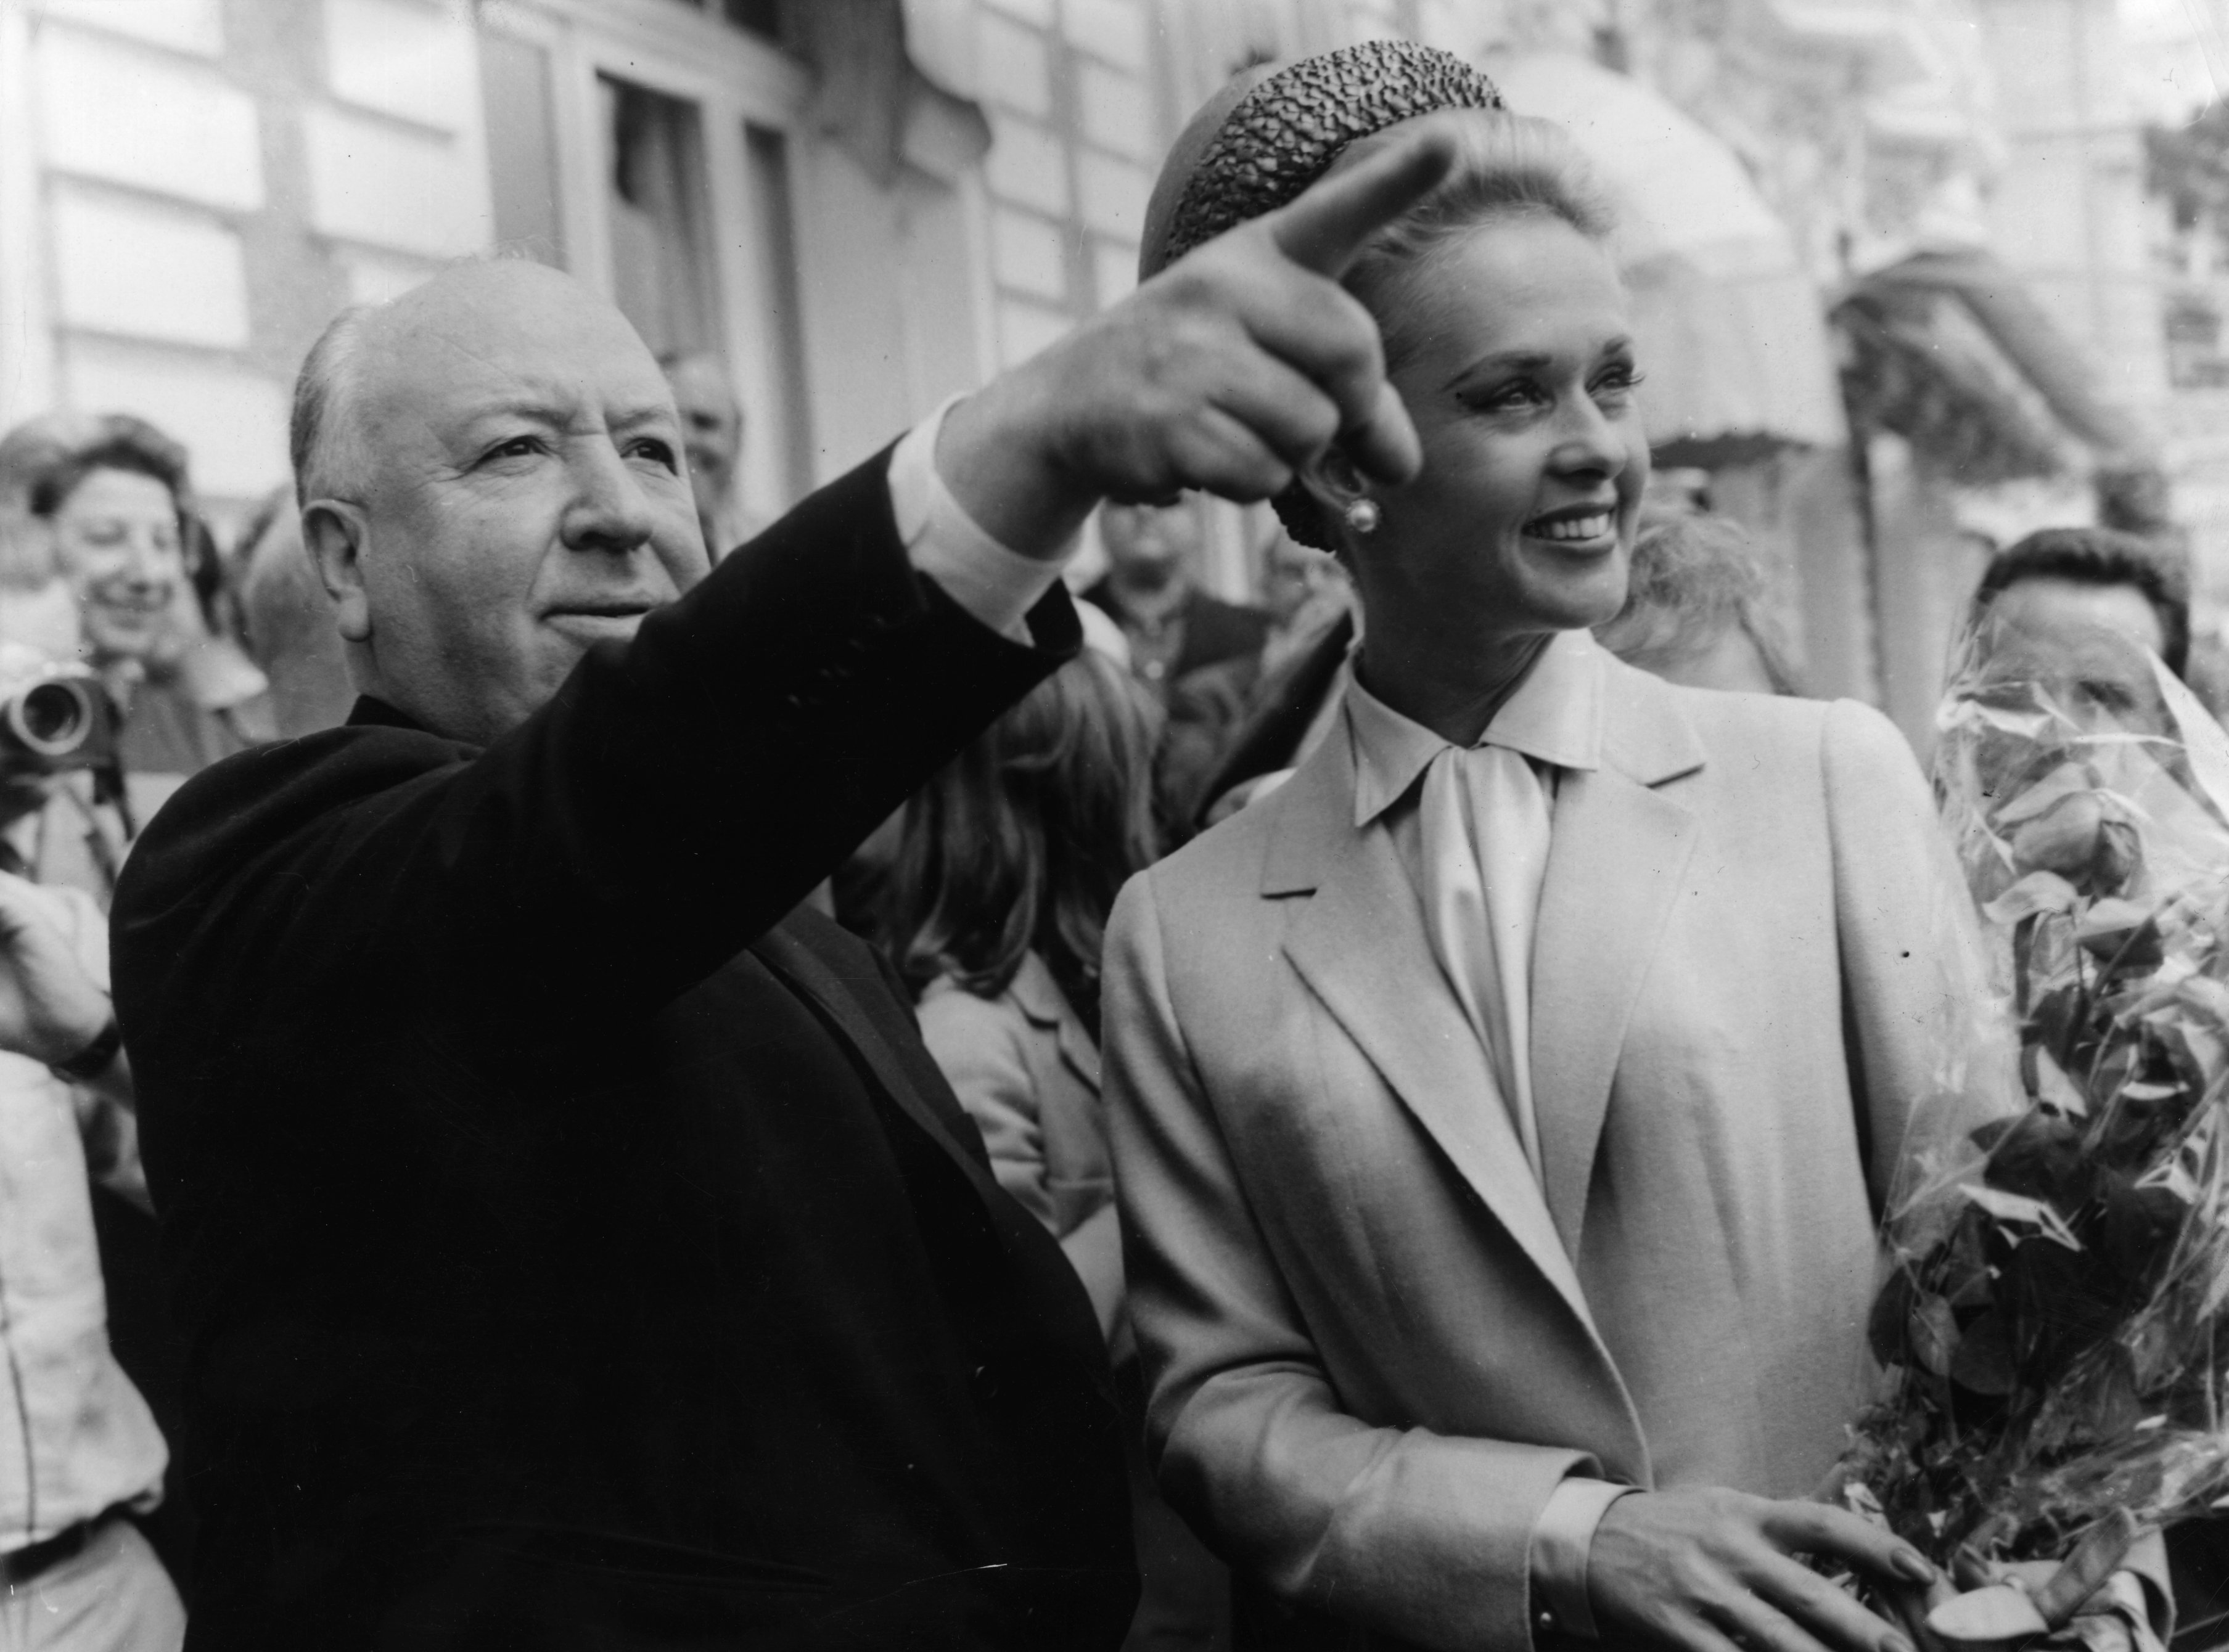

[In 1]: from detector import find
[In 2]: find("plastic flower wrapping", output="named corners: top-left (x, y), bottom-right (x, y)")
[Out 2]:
top-left (1830, 616), bottom-right (2229, 1651)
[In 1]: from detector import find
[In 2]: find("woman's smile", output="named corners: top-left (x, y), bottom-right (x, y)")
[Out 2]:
top-left (1523, 504), bottom-right (1620, 546)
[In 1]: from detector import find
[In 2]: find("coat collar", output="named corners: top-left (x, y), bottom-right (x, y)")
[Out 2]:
top-left (348, 695), bottom-right (423, 732)
top-left (1347, 629), bottom-right (1607, 829)
top-left (1262, 639), bottom-right (1703, 898)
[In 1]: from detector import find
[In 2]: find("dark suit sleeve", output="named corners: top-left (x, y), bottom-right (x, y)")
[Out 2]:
top-left (117, 447), bottom-right (1080, 1029)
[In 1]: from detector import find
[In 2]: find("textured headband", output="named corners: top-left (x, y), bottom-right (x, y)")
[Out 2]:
top-left (1139, 39), bottom-right (1503, 282)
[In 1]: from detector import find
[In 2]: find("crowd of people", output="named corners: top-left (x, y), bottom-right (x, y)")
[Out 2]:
top-left (0, 34), bottom-right (2212, 1652)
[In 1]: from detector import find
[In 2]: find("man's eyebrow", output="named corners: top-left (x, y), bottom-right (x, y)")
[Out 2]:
top-left (459, 399), bottom-right (677, 431)
top-left (460, 399), bottom-right (569, 430)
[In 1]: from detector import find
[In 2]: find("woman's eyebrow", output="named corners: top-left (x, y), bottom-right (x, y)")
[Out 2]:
top-left (1442, 350), bottom-right (1551, 390)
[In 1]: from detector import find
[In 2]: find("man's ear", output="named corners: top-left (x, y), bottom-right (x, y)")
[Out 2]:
top-left (302, 500), bottom-right (372, 644)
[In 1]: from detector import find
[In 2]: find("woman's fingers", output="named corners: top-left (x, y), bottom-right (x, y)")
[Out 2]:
top-left (1749, 1553), bottom-right (1913, 1652)
top-left (1593, 1490), bottom-right (1927, 1652)
top-left (1710, 1588), bottom-right (1842, 1652)
top-left (1760, 1502), bottom-right (1935, 1589)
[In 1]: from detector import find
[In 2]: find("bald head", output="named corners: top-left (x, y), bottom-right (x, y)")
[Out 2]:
top-left (294, 260), bottom-right (707, 745)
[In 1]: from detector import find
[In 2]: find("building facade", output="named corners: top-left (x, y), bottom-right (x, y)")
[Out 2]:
top-left (0, 0), bottom-right (2177, 737)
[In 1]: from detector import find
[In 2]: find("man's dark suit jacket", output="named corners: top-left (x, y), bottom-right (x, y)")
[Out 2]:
top-left (1079, 579), bottom-right (1271, 682)
top-left (110, 452), bottom-right (1136, 1650)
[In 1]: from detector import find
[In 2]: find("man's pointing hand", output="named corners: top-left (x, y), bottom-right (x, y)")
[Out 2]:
top-left (938, 126), bottom-right (1456, 558)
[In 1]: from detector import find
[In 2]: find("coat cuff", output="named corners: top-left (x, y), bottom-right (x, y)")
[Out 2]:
top-left (1530, 1476), bottom-right (1636, 1641)
top-left (890, 395), bottom-right (1071, 642)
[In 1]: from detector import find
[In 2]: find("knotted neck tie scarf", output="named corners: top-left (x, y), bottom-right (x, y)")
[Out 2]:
top-left (1416, 741), bottom-right (1554, 1185)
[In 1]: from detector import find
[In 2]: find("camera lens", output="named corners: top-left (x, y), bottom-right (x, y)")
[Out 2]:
top-left (10, 681), bottom-right (89, 756)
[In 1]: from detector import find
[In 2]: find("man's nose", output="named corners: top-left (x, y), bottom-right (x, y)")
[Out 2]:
top-left (564, 442), bottom-right (657, 553)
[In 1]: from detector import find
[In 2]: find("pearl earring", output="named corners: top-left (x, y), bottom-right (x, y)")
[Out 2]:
top-left (1343, 498), bottom-right (1381, 536)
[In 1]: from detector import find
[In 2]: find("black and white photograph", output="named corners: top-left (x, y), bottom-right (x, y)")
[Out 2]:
top-left (1, 0), bottom-right (2229, 1648)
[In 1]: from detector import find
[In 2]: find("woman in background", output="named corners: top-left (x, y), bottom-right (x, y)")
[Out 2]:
top-left (887, 648), bottom-right (1228, 1650)
top-left (25, 421), bottom-right (268, 787)
top-left (889, 647), bottom-right (1157, 1340)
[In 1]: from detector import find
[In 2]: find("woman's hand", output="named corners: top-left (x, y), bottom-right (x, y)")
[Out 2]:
top-left (1590, 1489), bottom-right (1935, 1652)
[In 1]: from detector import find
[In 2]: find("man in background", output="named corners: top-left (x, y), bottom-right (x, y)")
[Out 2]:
top-left (1082, 496), bottom-right (1268, 699)
top-left (659, 350), bottom-right (759, 560)
top-left (1970, 526), bottom-right (2189, 681)
top-left (234, 499), bottom-right (353, 739)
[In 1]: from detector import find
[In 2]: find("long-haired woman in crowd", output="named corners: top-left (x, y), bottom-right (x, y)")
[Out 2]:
top-left (889, 647), bottom-right (1231, 1648)
top-left (889, 647), bottom-right (1159, 1338)
top-left (1102, 43), bottom-right (2004, 1652)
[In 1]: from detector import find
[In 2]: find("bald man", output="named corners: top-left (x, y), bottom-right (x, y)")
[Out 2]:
top-left (109, 132), bottom-right (1455, 1652)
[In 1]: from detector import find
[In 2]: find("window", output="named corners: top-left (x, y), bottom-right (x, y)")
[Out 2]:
top-left (601, 76), bottom-right (720, 361)
top-left (479, 31), bottom-right (564, 265)
top-left (657, 0), bottom-right (783, 41)
top-left (744, 123), bottom-right (810, 502)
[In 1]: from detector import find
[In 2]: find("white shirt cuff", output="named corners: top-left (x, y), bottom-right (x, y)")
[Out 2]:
top-left (1530, 1476), bottom-right (1636, 1641)
top-left (887, 395), bottom-right (1069, 644)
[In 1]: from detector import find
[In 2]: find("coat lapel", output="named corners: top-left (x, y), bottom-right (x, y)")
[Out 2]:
top-left (1271, 732), bottom-right (1596, 1328)
top-left (1531, 664), bottom-right (1705, 1259)
top-left (750, 920), bottom-right (1117, 1398)
top-left (1011, 954), bottom-right (1101, 1097)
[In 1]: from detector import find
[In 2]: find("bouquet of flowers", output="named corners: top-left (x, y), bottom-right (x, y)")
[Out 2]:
top-left (1831, 618), bottom-right (2229, 1650)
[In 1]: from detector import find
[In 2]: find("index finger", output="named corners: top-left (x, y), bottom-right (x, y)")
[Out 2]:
top-left (1266, 127), bottom-right (1458, 278)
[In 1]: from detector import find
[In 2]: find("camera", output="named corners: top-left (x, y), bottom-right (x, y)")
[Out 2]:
top-left (0, 655), bottom-right (116, 774)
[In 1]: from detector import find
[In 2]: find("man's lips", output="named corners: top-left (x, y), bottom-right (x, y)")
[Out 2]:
top-left (543, 602), bottom-right (659, 621)
top-left (543, 605), bottom-right (659, 640)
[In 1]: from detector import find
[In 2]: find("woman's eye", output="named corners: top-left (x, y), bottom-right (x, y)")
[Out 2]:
top-left (1475, 381), bottom-right (1544, 412)
top-left (1593, 365), bottom-right (1644, 402)
top-left (485, 436), bottom-right (543, 463)
top-left (630, 439), bottom-right (679, 471)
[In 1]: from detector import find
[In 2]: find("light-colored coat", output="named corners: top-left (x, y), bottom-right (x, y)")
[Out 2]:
top-left (918, 951), bottom-right (1110, 1239)
top-left (1102, 656), bottom-right (2000, 1652)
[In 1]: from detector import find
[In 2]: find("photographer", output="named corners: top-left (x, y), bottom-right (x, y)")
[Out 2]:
top-left (0, 650), bottom-right (179, 1650)
top-left (7, 420), bottom-right (266, 899)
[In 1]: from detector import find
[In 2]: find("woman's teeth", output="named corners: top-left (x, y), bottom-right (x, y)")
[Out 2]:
top-left (1528, 512), bottom-right (1612, 542)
